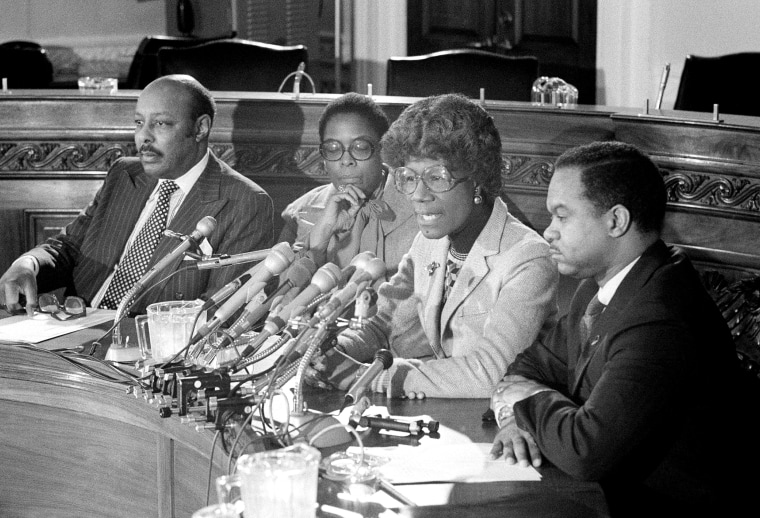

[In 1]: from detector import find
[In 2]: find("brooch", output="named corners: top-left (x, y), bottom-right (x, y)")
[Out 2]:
top-left (426, 262), bottom-right (440, 276)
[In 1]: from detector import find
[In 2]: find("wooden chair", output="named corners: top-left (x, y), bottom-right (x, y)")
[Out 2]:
top-left (156, 38), bottom-right (308, 92)
top-left (0, 41), bottom-right (54, 88)
top-left (674, 53), bottom-right (760, 117)
top-left (386, 49), bottom-right (539, 101)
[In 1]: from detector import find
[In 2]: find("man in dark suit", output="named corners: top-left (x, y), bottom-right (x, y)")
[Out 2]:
top-left (489, 141), bottom-right (752, 517)
top-left (0, 75), bottom-right (273, 315)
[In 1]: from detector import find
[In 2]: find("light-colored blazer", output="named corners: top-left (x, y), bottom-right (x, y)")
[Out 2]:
top-left (336, 198), bottom-right (559, 398)
top-left (278, 174), bottom-right (418, 279)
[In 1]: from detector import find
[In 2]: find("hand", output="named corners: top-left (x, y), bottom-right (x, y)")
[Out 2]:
top-left (303, 353), bottom-right (338, 391)
top-left (490, 416), bottom-right (543, 468)
top-left (308, 184), bottom-right (367, 251)
top-left (0, 258), bottom-right (39, 316)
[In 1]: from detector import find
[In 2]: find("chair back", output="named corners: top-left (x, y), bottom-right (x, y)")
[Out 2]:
top-left (387, 49), bottom-right (538, 101)
top-left (126, 35), bottom-right (218, 89)
top-left (674, 53), bottom-right (760, 117)
top-left (156, 38), bottom-right (308, 92)
top-left (0, 42), bottom-right (54, 88)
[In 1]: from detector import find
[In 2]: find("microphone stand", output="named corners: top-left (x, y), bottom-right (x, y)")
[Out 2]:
top-left (288, 317), bottom-right (352, 448)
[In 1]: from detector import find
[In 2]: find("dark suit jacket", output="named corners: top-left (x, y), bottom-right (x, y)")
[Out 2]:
top-left (507, 240), bottom-right (750, 517)
top-left (29, 152), bottom-right (274, 314)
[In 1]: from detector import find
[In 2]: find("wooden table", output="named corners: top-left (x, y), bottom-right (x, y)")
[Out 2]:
top-left (0, 319), bottom-right (609, 518)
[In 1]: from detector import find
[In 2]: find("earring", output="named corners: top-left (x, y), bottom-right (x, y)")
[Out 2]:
top-left (473, 185), bottom-right (483, 205)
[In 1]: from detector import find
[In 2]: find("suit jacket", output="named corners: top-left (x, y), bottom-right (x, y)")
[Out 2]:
top-left (29, 152), bottom-right (274, 314)
top-left (336, 198), bottom-right (559, 398)
top-left (508, 240), bottom-right (748, 516)
top-left (278, 173), bottom-right (418, 278)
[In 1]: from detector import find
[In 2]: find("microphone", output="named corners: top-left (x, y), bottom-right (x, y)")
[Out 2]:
top-left (137, 216), bottom-right (217, 290)
top-left (189, 242), bottom-right (294, 345)
top-left (312, 257), bottom-right (386, 325)
top-left (190, 248), bottom-right (273, 270)
top-left (265, 262), bottom-right (342, 332)
top-left (293, 61), bottom-right (305, 97)
top-left (228, 262), bottom-right (342, 369)
top-left (200, 272), bottom-right (253, 312)
top-left (341, 349), bottom-right (393, 411)
top-left (217, 257), bottom-right (316, 350)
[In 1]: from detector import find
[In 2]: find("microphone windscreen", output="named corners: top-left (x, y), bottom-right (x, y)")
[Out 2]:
top-left (287, 259), bottom-right (316, 288)
top-left (374, 349), bottom-right (393, 370)
top-left (196, 216), bottom-right (217, 238)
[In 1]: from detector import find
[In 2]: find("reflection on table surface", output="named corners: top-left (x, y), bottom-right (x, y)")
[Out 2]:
top-left (0, 315), bottom-right (609, 518)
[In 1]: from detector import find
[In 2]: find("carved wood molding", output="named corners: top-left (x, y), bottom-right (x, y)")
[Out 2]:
top-left (663, 168), bottom-right (760, 220)
top-left (0, 141), bottom-right (134, 174)
top-left (502, 154), bottom-right (555, 189)
top-left (0, 140), bottom-right (328, 180)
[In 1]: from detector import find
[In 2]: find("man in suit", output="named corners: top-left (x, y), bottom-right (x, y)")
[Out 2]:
top-left (489, 141), bottom-right (751, 517)
top-left (0, 74), bottom-right (273, 315)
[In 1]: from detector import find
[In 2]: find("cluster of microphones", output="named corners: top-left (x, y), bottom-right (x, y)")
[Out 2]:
top-left (127, 217), bottom-right (395, 423)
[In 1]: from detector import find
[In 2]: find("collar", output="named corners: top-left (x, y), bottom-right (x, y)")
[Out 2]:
top-left (169, 149), bottom-right (209, 194)
top-left (597, 255), bottom-right (641, 305)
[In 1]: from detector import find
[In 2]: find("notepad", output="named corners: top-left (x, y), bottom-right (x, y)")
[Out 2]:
top-left (0, 309), bottom-right (116, 344)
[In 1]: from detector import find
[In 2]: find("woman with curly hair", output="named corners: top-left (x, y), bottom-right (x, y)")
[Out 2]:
top-left (318, 93), bottom-right (559, 398)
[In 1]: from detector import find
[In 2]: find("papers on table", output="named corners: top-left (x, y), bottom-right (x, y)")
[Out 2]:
top-left (0, 309), bottom-right (116, 344)
top-left (348, 442), bottom-right (541, 485)
top-left (342, 405), bottom-right (541, 485)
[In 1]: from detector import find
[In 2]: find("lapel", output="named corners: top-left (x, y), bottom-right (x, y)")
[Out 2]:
top-left (107, 160), bottom-right (157, 266)
top-left (439, 199), bottom-right (506, 337)
top-left (150, 152), bottom-right (228, 268)
top-left (569, 240), bottom-right (671, 396)
top-left (418, 236), bottom-right (449, 358)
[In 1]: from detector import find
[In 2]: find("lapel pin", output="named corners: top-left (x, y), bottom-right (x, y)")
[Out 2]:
top-left (426, 262), bottom-right (440, 276)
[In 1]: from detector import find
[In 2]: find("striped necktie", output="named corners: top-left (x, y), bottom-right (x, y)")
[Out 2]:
top-left (580, 293), bottom-right (606, 344)
top-left (100, 180), bottom-right (179, 310)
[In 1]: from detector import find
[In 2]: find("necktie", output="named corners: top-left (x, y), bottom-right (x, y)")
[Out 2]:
top-left (580, 293), bottom-right (606, 344)
top-left (100, 180), bottom-right (179, 310)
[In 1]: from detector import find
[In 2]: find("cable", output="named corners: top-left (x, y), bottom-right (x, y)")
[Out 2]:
top-left (205, 430), bottom-right (222, 506)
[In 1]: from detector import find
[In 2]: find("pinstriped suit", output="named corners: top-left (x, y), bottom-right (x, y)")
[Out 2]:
top-left (28, 152), bottom-right (274, 314)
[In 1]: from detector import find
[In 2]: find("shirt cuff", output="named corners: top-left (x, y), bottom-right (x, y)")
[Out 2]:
top-left (13, 255), bottom-right (39, 275)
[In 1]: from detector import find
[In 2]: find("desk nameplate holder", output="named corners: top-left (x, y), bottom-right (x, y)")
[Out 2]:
top-left (637, 99), bottom-right (724, 125)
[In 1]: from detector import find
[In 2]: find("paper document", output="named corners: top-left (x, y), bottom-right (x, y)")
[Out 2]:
top-left (0, 309), bottom-right (116, 344)
top-left (348, 442), bottom-right (541, 484)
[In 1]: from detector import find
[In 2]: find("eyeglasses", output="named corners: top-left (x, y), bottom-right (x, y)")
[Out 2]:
top-left (394, 165), bottom-right (471, 195)
top-left (319, 138), bottom-right (376, 161)
top-left (37, 294), bottom-right (87, 321)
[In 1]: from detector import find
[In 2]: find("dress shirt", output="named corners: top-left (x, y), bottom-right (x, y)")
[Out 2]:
top-left (596, 256), bottom-right (640, 305)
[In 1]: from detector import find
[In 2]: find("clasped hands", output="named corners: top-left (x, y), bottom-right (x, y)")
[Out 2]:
top-left (489, 375), bottom-right (552, 468)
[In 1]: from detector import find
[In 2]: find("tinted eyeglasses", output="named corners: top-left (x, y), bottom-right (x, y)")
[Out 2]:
top-left (37, 294), bottom-right (87, 321)
top-left (319, 138), bottom-right (376, 161)
top-left (394, 165), bottom-right (471, 195)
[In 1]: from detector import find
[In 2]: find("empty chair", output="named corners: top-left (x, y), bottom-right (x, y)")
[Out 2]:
top-left (387, 49), bottom-right (539, 101)
top-left (126, 35), bottom-right (220, 89)
top-left (674, 53), bottom-right (760, 117)
top-left (0, 41), bottom-right (54, 88)
top-left (156, 38), bottom-right (308, 92)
